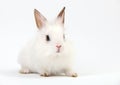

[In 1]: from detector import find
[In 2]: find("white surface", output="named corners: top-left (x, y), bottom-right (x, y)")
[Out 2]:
top-left (0, 68), bottom-right (120, 85)
top-left (0, 0), bottom-right (120, 85)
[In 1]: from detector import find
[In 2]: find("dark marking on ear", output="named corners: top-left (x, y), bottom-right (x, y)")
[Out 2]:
top-left (34, 9), bottom-right (47, 29)
top-left (57, 7), bottom-right (65, 24)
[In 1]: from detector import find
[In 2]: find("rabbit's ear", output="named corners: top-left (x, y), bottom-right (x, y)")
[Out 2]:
top-left (57, 7), bottom-right (65, 24)
top-left (34, 9), bottom-right (47, 29)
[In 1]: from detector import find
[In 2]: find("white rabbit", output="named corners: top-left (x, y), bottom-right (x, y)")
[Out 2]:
top-left (18, 7), bottom-right (77, 77)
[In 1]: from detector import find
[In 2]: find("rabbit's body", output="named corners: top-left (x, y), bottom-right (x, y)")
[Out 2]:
top-left (18, 33), bottom-right (73, 75)
top-left (18, 7), bottom-right (77, 77)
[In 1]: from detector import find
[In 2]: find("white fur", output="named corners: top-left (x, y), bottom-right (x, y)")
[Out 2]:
top-left (18, 9), bottom-right (77, 76)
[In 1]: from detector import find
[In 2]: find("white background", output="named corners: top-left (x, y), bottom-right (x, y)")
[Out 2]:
top-left (0, 0), bottom-right (120, 85)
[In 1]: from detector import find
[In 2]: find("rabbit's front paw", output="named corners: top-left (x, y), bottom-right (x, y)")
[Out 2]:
top-left (19, 68), bottom-right (30, 74)
top-left (65, 70), bottom-right (78, 77)
top-left (40, 72), bottom-right (50, 77)
top-left (71, 73), bottom-right (78, 77)
top-left (66, 72), bottom-right (78, 77)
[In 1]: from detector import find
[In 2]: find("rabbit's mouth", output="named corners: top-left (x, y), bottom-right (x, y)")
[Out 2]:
top-left (56, 48), bottom-right (61, 53)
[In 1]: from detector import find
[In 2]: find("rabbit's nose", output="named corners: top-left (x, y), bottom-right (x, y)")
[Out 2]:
top-left (56, 45), bottom-right (62, 48)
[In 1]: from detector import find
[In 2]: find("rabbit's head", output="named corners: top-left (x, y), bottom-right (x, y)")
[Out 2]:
top-left (34, 7), bottom-right (66, 53)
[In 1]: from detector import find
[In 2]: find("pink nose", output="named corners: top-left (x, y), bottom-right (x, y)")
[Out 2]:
top-left (56, 45), bottom-right (62, 48)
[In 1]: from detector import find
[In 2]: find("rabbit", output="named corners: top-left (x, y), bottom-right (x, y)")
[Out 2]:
top-left (18, 7), bottom-right (77, 77)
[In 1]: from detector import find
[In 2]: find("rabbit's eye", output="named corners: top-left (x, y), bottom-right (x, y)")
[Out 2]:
top-left (46, 35), bottom-right (50, 41)
top-left (63, 34), bottom-right (65, 39)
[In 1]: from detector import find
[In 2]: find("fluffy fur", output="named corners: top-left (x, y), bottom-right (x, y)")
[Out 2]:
top-left (18, 7), bottom-right (77, 77)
